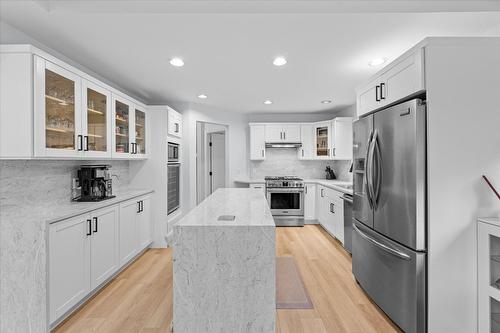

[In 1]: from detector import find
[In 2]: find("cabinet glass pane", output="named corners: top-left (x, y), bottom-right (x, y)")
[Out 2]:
top-left (316, 126), bottom-right (329, 156)
top-left (490, 235), bottom-right (500, 290)
top-left (491, 298), bottom-right (500, 333)
top-left (115, 101), bottom-right (129, 153)
top-left (45, 69), bottom-right (75, 150)
top-left (135, 109), bottom-right (146, 154)
top-left (87, 88), bottom-right (107, 152)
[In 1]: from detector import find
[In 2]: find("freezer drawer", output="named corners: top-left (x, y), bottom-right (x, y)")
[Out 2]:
top-left (352, 221), bottom-right (426, 333)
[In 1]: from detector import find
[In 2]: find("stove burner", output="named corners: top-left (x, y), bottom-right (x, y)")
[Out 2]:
top-left (265, 176), bottom-right (304, 188)
top-left (264, 176), bottom-right (303, 181)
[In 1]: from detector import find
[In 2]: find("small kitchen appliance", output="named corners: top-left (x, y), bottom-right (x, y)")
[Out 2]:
top-left (75, 165), bottom-right (115, 202)
top-left (265, 176), bottom-right (304, 227)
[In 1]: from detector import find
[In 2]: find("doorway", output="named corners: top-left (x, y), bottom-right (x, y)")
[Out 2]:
top-left (196, 122), bottom-right (228, 204)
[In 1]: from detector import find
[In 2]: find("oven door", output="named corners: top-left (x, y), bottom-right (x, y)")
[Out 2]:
top-left (266, 188), bottom-right (304, 216)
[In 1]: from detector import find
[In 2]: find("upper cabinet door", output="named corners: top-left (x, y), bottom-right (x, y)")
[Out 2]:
top-left (112, 96), bottom-right (134, 158)
top-left (313, 121), bottom-right (332, 159)
top-left (384, 49), bottom-right (424, 105)
top-left (134, 107), bottom-right (148, 157)
top-left (282, 124), bottom-right (300, 142)
top-left (331, 118), bottom-right (353, 160)
top-left (298, 124), bottom-right (313, 160)
top-left (82, 80), bottom-right (111, 158)
top-left (265, 124), bottom-right (283, 142)
top-left (250, 125), bottom-right (266, 160)
top-left (167, 108), bottom-right (182, 138)
top-left (34, 56), bottom-right (82, 157)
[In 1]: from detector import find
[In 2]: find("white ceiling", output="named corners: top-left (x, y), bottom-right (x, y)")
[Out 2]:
top-left (1, 1), bottom-right (500, 113)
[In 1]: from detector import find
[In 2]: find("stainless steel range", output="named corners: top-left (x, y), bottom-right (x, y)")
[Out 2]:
top-left (265, 176), bottom-right (304, 227)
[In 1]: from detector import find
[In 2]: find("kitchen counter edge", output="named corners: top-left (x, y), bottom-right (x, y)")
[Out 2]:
top-left (234, 178), bottom-right (353, 195)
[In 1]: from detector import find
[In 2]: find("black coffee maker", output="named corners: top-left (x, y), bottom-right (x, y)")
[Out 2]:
top-left (76, 165), bottom-right (115, 202)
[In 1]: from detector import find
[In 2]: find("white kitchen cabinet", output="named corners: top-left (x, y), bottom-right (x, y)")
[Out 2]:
top-left (356, 48), bottom-right (425, 117)
top-left (119, 199), bottom-right (140, 265)
top-left (316, 185), bottom-right (345, 243)
top-left (331, 117), bottom-right (353, 160)
top-left (265, 124), bottom-right (300, 143)
top-left (49, 214), bottom-right (91, 323)
top-left (133, 107), bottom-right (148, 158)
top-left (249, 125), bottom-right (266, 160)
top-left (313, 121), bottom-right (332, 159)
top-left (304, 183), bottom-right (317, 220)
top-left (250, 183), bottom-right (266, 194)
top-left (168, 107), bottom-right (182, 138)
top-left (89, 206), bottom-right (119, 289)
top-left (82, 79), bottom-right (112, 158)
top-left (138, 196), bottom-right (152, 249)
top-left (298, 124), bottom-right (313, 160)
top-left (34, 56), bottom-right (83, 158)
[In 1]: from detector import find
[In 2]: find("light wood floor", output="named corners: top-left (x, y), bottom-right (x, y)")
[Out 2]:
top-left (54, 225), bottom-right (400, 333)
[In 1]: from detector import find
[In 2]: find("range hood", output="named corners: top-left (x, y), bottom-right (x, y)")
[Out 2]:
top-left (265, 142), bottom-right (302, 148)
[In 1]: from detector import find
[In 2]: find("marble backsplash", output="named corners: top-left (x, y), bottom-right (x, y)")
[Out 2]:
top-left (0, 160), bottom-right (130, 209)
top-left (250, 149), bottom-right (353, 182)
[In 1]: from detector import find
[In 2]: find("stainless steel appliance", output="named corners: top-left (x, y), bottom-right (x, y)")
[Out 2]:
top-left (168, 163), bottom-right (180, 214)
top-left (341, 193), bottom-right (353, 254)
top-left (265, 176), bottom-right (304, 227)
top-left (352, 98), bottom-right (427, 333)
top-left (168, 142), bottom-right (179, 163)
top-left (75, 165), bottom-right (115, 202)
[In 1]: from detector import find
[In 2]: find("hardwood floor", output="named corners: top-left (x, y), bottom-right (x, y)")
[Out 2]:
top-left (54, 225), bottom-right (400, 333)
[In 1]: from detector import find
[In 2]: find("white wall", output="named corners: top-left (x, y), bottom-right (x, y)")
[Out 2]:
top-left (179, 103), bottom-right (249, 212)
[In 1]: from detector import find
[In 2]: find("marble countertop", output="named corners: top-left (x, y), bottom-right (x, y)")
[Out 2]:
top-left (176, 188), bottom-right (275, 227)
top-left (478, 217), bottom-right (500, 227)
top-left (2, 189), bottom-right (154, 224)
top-left (234, 178), bottom-right (353, 195)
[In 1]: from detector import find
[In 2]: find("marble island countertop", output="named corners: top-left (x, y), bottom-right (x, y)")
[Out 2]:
top-left (2, 188), bottom-right (154, 224)
top-left (234, 178), bottom-right (353, 195)
top-left (176, 188), bottom-right (275, 227)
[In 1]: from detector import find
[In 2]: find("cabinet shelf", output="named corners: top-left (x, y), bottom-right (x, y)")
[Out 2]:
top-left (115, 116), bottom-right (128, 123)
top-left (115, 133), bottom-right (128, 138)
top-left (45, 94), bottom-right (74, 106)
top-left (46, 127), bottom-right (74, 134)
top-left (88, 108), bottom-right (104, 115)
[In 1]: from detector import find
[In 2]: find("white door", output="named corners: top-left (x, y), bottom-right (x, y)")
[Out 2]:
top-left (333, 196), bottom-right (344, 244)
top-left (298, 124), bottom-right (313, 160)
top-left (168, 108), bottom-right (182, 137)
top-left (384, 49), bottom-right (424, 105)
top-left (119, 200), bottom-right (139, 265)
top-left (282, 124), bottom-right (301, 142)
top-left (49, 214), bottom-right (91, 323)
top-left (133, 107), bottom-right (148, 157)
top-left (304, 184), bottom-right (317, 220)
top-left (90, 206), bottom-right (119, 289)
top-left (34, 56), bottom-right (83, 158)
top-left (250, 125), bottom-right (266, 160)
top-left (332, 119), bottom-right (353, 160)
top-left (317, 186), bottom-right (326, 226)
top-left (357, 77), bottom-right (383, 117)
top-left (138, 196), bottom-right (152, 249)
top-left (209, 132), bottom-right (226, 194)
top-left (81, 80), bottom-right (112, 158)
top-left (265, 124), bottom-right (283, 142)
top-left (313, 122), bottom-right (332, 159)
top-left (112, 96), bottom-right (134, 158)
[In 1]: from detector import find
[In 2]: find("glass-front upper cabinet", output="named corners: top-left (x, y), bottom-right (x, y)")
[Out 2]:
top-left (313, 121), bottom-right (332, 159)
top-left (82, 80), bottom-right (111, 158)
top-left (34, 56), bottom-right (82, 157)
top-left (112, 97), bottom-right (133, 158)
top-left (135, 108), bottom-right (147, 155)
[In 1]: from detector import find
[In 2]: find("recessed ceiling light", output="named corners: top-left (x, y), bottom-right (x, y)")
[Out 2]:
top-left (197, 94), bottom-right (208, 99)
top-left (321, 100), bottom-right (332, 104)
top-left (263, 100), bottom-right (273, 105)
top-left (273, 57), bottom-right (287, 66)
top-left (170, 57), bottom-right (184, 67)
top-left (368, 58), bottom-right (386, 67)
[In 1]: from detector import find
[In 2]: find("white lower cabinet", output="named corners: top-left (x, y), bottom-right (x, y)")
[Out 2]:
top-left (250, 183), bottom-right (266, 194)
top-left (304, 183), bottom-right (316, 220)
top-left (316, 185), bottom-right (344, 244)
top-left (49, 195), bottom-right (151, 325)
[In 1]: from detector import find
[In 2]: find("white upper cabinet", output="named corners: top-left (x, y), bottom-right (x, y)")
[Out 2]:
top-left (1, 45), bottom-right (149, 160)
top-left (331, 117), bottom-right (353, 160)
top-left (249, 124), bottom-right (266, 160)
top-left (298, 124), bottom-right (313, 160)
top-left (356, 48), bottom-right (425, 117)
top-left (34, 56), bottom-right (82, 158)
top-left (167, 107), bottom-right (182, 138)
top-left (313, 121), bottom-right (332, 159)
top-left (265, 124), bottom-right (300, 143)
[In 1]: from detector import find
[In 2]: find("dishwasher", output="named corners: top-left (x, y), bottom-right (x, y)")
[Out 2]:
top-left (342, 193), bottom-right (353, 254)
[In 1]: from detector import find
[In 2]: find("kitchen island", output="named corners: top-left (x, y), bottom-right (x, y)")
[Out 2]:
top-left (173, 188), bottom-right (276, 333)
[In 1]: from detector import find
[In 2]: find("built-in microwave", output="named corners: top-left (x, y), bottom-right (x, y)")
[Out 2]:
top-left (168, 142), bottom-right (179, 163)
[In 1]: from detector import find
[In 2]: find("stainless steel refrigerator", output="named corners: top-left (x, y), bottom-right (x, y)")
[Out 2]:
top-left (352, 98), bottom-right (427, 333)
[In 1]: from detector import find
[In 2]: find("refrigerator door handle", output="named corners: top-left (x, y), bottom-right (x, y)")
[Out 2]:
top-left (353, 223), bottom-right (411, 261)
top-left (373, 131), bottom-right (382, 206)
top-left (367, 132), bottom-right (377, 209)
top-left (364, 132), bottom-right (374, 208)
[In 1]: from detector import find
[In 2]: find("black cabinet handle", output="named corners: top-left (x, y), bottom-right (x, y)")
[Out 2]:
top-left (137, 201), bottom-right (141, 213)
top-left (284, 132), bottom-right (286, 140)
top-left (140, 200), bottom-right (143, 212)
top-left (175, 123), bottom-right (179, 133)
top-left (93, 216), bottom-right (98, 233)
top-left (380, 82), bottom-right (386, 100)
top-left (86, 219), bottom-right (92, 236)
top-left (77, 135), bottom-right (83, 151)
top-left (302, 149), bottom-right (304, 157)
top-left (261, 149), bottom-right (264, 157)
top-left (375, 85), bottom-right (380, 102)
top-left (332, 203), bottom-right (335, 213)
top-left (84, 136), bottom-right (89, 151)
top-left (321, 188), bottom-right (324, 197)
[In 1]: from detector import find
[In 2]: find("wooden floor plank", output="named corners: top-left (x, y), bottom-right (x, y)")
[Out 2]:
top-left (54, 226), bottom-right (400, 333)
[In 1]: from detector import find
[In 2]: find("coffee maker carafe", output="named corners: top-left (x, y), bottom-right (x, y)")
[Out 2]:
top-left (76, 165), bottom-right (115, 202)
